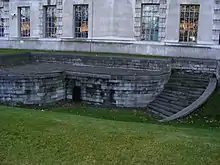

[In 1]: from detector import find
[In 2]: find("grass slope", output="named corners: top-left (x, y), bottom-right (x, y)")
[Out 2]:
top-left (0, 106), bottom-right (220, 165)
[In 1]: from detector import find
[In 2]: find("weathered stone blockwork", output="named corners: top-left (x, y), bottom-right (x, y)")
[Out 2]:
top-left (0, 74), bottom-right (65, 105)
top-left (1, 52), bottom-right (220, 107)
top-left (0, 52), bottom-right (171, 107)
top-left (65, 72), bottom-right (169, 107)
top-left (172, 58), bottom-right (218, 74)
top-left (31, 52), bottom-right (171, 72)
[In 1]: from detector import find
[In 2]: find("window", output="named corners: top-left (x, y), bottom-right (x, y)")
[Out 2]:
top-left (0, 7), bottom-right (4, 37)
top-left (74, 5), bottom-right (88, 38)
top-left (19, 7), bottom-right (30, 37)
top-left (44, 6), bottom-right (56, 38)
top-left (140, 4), bottom-right (159, 41)
top-left (179, 4), bottom-right (200, 42)
top-left (219, 33), bottom-right (220, 45)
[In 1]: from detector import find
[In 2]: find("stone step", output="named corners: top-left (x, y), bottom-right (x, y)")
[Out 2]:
top-left (152, 99), bottom-right (183, 113)
top-left (149, 102), bottom-right (177, 114)
top-left (162, 88), bottom-right (202, 99)
top-left (171, 71), bottom-right (212, 78)
top-left (160, 91), bottom-right (189, 100)
top-left (170, 78), bottom-right (210, 84)
top-left (147, 71), bottom-right (213, 120)
top-left (158, 94), bottom-right (179, 101)
top-left (161, 90), bottom-right (198, 99)
top-left (157, 97), bottom-right (192, 107)
top-left (158, 93), bottom-right (198, 106)
top-left (166, 81), bottom-right (208, 88)
top-left (165, 88), bottom-right (204, 97)
top-left (162, 89), bottom-right (201, 99)
top-left (170, 74), bottom-right (210, 80)
top-left (170, 75), bottom-right (210, 81)
top-left (167, 80), bottom-right (208, 88)
top-left (164, 85), bottom-right (205, 94)
top-left (148, 104), bottom-right (174, 117)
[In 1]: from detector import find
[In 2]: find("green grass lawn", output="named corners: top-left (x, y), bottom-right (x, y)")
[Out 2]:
top-left (0, 105), bottom-right (220, 165)
top-left (0, 89), bottom-right (220, 165)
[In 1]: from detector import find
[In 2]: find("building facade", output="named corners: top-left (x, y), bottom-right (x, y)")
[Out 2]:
top-left (0, 0), bottom-right (220, 58)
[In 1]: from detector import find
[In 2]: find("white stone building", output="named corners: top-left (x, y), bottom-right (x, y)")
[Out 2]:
top-left (0, 0), bottom-right (220, 58)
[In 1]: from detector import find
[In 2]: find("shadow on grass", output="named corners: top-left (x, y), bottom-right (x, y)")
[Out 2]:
top-left (50, 86), bottom-right (220, 128)
top-left (1, 88), bottom-right (220, 129)
top-left (50, 103), bottom-right (158, 124)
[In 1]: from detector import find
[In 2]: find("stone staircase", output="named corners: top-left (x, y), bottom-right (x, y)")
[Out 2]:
top-left (147, 70), bottom-right (217, 122)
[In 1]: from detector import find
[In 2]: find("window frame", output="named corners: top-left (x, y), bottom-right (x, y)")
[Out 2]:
top-left (0, 7), bottom-right (5, 37)
top-left (140, 3), bottom-right (160, 41)
top-left (73, 4), bottom-right (89, 39)
top-left (44, 5), bottom-right (57, 38)
top-left (18, 6), bottom-right (31, 38)
top-left (179, 4), bottom-right (200, 43)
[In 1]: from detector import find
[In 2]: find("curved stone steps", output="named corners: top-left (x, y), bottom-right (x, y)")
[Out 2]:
top-left (147, 70), bottom-right (217, 121)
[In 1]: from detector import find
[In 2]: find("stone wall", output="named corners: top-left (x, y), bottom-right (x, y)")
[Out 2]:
top-left (1, 51), bottom-right (220, 107)
top-left (66, 71), bottom-right (170, 107)
top-left (31, 52), bottom-right (171, 72)
top-left (0, 73), bottom-right (65, 105)
top-left (172, 57), bottom-right (218, 74)
top-left (0, 52), bottom-right (172, 107)
top-left (0, 70), bottom-right (170, 107)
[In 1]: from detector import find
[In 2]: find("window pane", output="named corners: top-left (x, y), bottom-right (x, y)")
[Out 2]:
top-left (0, 8), bottom-right (4, 37)
top-left (20, 7), bottom-right (30, 37)
top-left (45, 6), bottom-right (57, 38)
top-left (141, 4), bottom-right (159, 41)
top-left (74, 5), bottom-right (88, 38)
top-left (179, 4), bottom-right (200, 42)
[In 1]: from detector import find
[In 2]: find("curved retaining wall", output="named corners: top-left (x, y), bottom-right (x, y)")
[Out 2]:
top-left (66, 71), bottom-right (170, 107)
top-left (31, 52), bottom-right (171, 72)
top-left (0, 53), bottom-right (171, 107)
top-left (0, 73), bottom-right (65, 105)
top-left (0, 71), bottom-right (170, 107)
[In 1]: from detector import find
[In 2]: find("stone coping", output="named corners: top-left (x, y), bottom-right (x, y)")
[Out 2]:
top-left (0, 63), bottom-right (170, 80)
top-left (31, 52), bottom-right (171, 62)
